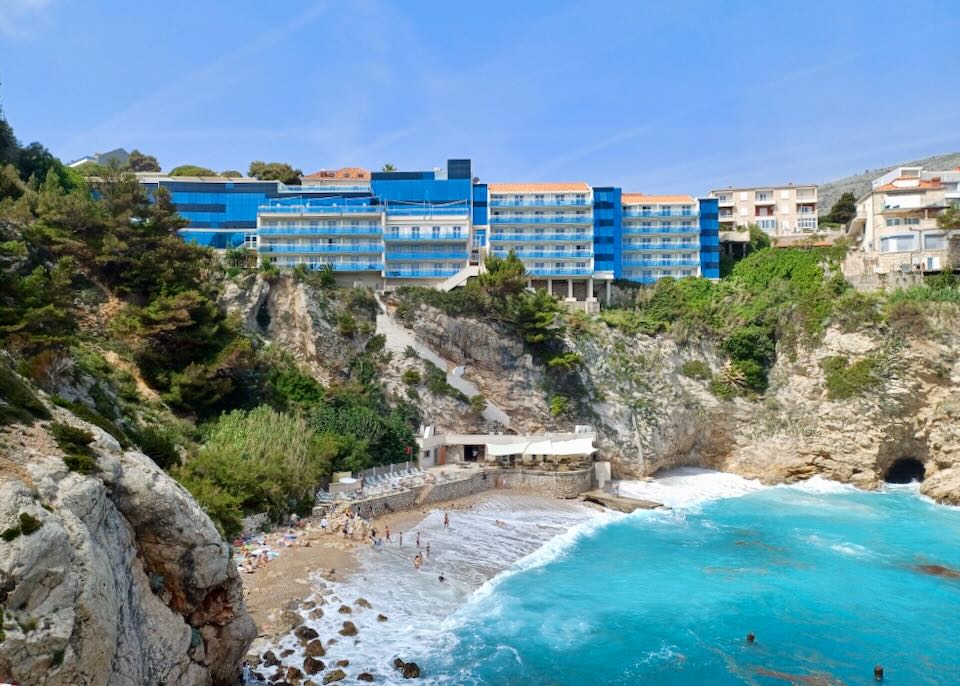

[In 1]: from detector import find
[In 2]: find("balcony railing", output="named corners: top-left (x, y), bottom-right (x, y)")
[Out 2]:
top-left (260, 204), bottom-right (380, 216)
top-left (274, 262), bottom-right (383, 271)
top-left (383, 233), bottom-right (468, 242)
top-left (491, 250), bottom-right (593, 260)
top-left (527, 267), bottom-right (592, 276)
top-left (490, 233), bottom-right (592, 242)
top-left (621, 225), bottom-right (699, 235)
top-left (490, 198), bottom-right (590, 208)
top-left (258, 226), bottom-right (381, 236)
top-left (385, 251), bottom-right (468, 261)
top-left (385, 205), bottom-right (469, 217)
top-left (489, 215), bottom-right (592, 225)
top-left (623, 209), bottom-right (698, 218)
top-left (278, 184), bottom-right (371, 193)
top-left (622, 243), bottom-right (699, 252)
top-left (259, 244), bottom-right (382, 254)
top-left (386, 269), bottom-right (460, 278)
top-left (622, 259), bottom-right (700, 268)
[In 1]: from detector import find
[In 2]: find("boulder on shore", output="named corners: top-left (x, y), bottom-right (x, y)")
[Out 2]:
top-left (323, 668), bottom-right (347, 684)
top-left (339, 621), bottom-right (358, 636)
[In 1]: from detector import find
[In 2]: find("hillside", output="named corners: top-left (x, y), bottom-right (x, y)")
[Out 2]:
top-left (818, 151), bottom-right (960, 211)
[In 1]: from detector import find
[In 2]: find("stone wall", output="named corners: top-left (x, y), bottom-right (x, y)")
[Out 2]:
top-left (497, 467), bottom-right (595, 499)
top-left (312, 468), bottom-right (595, 528)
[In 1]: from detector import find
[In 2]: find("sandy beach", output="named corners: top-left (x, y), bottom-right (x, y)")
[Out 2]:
top-left (241, 489), bottom-right (508, 637)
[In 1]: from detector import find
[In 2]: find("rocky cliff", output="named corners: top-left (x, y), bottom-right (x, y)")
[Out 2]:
top-left (390, 303), bottom-right (960, 504)
top-left (0, 404), bottom-right (256, 685)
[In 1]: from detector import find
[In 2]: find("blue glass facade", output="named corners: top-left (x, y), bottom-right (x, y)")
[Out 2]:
top-left (591, 187), bottom-right (621, 274)
top-left (698, 198), bottom-right (721, 279)
top-left (144, 157), bottom-right (721, 288)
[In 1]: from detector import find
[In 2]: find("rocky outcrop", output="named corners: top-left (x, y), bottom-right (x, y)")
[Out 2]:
top-left (0, 407), bottom-right (255, 685)
top-left (221, 274), bottom-right (373, 384)
top-left (391, 302), bottom-right (960, 503)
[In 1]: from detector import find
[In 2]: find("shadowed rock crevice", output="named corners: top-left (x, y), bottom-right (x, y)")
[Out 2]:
top-left (884, 457), bottom-right (926, 484)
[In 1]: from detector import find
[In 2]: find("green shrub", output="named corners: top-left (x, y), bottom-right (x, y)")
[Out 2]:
top-left (337, 313), bottom-right (357, 337)
top-left (402, 369), bottom-right (421, 386)
top-left (50, 395), bottom-right (130, 448)
top-left (136, 425), bottom-right (180, 470)
top-left (550, 395), bottom-right (569, 417)
top-left (17, 512), bottom-right (42, 535)
top-left (821, 355), bottom-right (882, 400)
top-left (709, 378), bottom-right (738, 399)
top-left (0, 526), bottom-right (20, 542)
top-left (422, 362), bottom-right (468, 401)
top-left (50, 421), bottom-right (98, 474)
top-left (680, 360), bottom-right (711, 380)
top-left (546, 352), bottom-right (582, 371)
top-left (469, 394), bottom-right (488, 413)
top-left (0, 364), bottom-right (50, 426)
top-left (885, 300), bottom-right (929, 338)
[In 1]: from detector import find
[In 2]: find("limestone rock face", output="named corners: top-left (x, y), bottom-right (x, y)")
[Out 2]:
top-left (0, 409), bottom-right (255, 685)
top-left (392, 303), bottom-right (960, 504)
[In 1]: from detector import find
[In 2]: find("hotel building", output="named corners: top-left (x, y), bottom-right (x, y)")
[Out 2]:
top-left (845, 166), bottom-right (960, 279)
top-left (709, 184), bottom-right (818, 236)
top-left (140, 158), bottom-right (721, 309)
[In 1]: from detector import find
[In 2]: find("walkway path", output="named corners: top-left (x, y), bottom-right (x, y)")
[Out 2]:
top-left (375, 298), bottom-right (511, 428)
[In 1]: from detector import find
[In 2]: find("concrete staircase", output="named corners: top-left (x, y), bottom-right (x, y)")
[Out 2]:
top-left (375, 297), bottom-right (511, 428)
top-left (437, 265), bottom-right (479, 292)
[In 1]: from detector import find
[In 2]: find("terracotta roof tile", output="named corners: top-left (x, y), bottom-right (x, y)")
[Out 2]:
top-left (875, 178), bottom-right (943, 192)
top-left (622, 192), bottom-right (695, 204)
top-left (488, 182), bottom-right (590, 193)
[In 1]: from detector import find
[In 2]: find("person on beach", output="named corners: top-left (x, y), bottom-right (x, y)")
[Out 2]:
top-left (438, 574), bottom-right (445, 583)
top-left (444, 512), bottom-right (450, 528)
top-left (413, 553), bottom-right (423, 570)
top-left (320, 516), bottom-right (328, 533)
top-left (416, 532), bottom-right (421, 548)
top-left (398, 532), bottom-right (403, 546)
top-left (385, 525), bottom-right (391, 542)
top-left (426, 542), bottom-right (431, 558)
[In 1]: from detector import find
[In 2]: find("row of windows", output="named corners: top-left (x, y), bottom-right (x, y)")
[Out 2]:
top-left (879, 233), bottom-right (948, 252)
top-left (885, 217), bottom-right (921, 226)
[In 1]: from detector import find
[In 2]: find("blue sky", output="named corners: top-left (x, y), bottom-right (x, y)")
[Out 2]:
top-left (1, 0), bottom-right (958, 194)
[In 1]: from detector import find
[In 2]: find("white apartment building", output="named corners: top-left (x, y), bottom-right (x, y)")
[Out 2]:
top-left (710, 184), bottom-right (818, 236)
top-left (845, 166), bottom-right (960, 279)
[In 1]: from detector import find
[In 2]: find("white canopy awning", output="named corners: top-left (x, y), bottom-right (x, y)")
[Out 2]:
top-left (486, 441), bottom-right (529, 457)
top-left (485, 437), bottom-right (597, 458)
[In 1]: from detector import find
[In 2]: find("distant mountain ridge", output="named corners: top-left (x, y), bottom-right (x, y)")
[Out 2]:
top-left (818, 151), bottom-right (960, 214)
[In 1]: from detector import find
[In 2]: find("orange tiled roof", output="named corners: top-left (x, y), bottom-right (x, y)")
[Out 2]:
top-left (875, 177), bottom-right (942, 192)
top-left (622, 192), bottom-right (695, 204)
top-left (302, 167), bottom-right (371, 180)
top-left (488, 182), bottom-right (590, 193)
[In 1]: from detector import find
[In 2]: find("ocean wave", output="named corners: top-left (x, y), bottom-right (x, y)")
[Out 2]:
top-left (779, 475), bottom-right (862, 495)
top-left (618, 468), bottom-right (766, 510)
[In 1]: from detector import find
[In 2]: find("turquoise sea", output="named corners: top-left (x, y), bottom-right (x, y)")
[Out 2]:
top-left (270, 471), bottom-right (960, 686)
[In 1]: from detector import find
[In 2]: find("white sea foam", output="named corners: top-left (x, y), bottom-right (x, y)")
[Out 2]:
top-left (618, 467), bottom-right (766, 510)
top-left (781, 475), bottom-right (862, 495)
top-left (260, 494), bottom-right (603, 685)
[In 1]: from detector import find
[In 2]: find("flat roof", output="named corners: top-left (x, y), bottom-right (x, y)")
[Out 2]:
top-left (710, 184), bottom-right (817, 193)
top-left (622, 193), bottom-right (695, 204)
top-left (488, 182), bottom-right (590, 193)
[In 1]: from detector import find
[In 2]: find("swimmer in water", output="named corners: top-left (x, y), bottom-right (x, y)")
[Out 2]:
top-left (438, 574), bottom-right (445, 583)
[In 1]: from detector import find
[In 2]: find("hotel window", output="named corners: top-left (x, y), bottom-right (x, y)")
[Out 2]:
top-left (575, 193), bottom-right (586, 204)
top-left (513, 195), bottom-right (523, 204)
top-left (433, 263), bottom-right (443, 271)
top-left (431, 226), bottom-right (441, 239)
top-left (924, 233), bottom-right (947, 250)
top-left (905, 217), bottom-right (920, 225)
top-left (879, 234), bottom-right (917, 252)
top-left (388, 227), bottom-right (399, 237)
top-left (534, 194), bottom-right (545, 204)
top-left (534, 262), bottom-right (545, 271)
top-left (411, 226), bottom-right (420, 238)
top-left (576, 262), bottom-right (586, 270)
top-left (556, 194), bottom-right (566, 203)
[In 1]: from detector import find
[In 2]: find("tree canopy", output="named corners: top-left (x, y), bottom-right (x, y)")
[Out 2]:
top-left (127, 149), bottom-right (161, 172)
top-left (169, 164), bottom-right (218, 177)
top-left (248, 161), bottom-right (302, 184)
top-left (821, 192), bottom-right (857, 226)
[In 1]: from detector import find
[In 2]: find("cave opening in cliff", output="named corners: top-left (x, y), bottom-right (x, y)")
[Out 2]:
top-left (884, 458), bottom-right (926, 484)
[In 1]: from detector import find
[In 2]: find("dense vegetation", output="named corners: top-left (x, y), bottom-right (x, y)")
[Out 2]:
top-left (0, 109), bottom-right (415, 537)
top-left (395, 252), bottom-right (587, 418)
